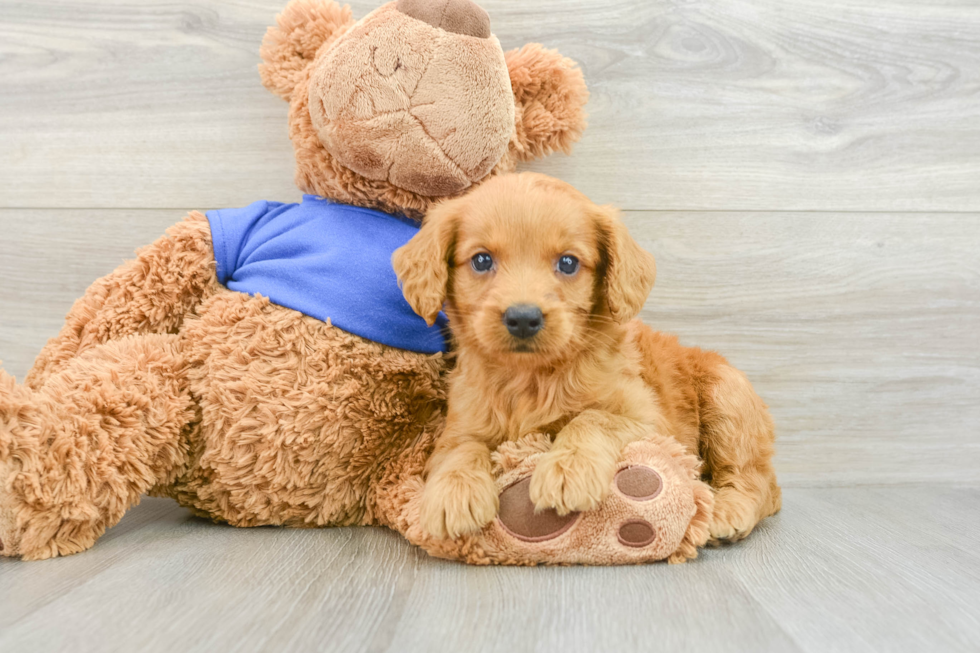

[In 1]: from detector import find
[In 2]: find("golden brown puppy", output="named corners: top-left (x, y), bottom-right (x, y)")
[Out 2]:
top-left (392, 172), bottom-right (781, 542)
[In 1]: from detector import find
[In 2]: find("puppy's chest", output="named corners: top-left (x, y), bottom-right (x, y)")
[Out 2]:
top-left (489, 390), bottom-right (590, 444)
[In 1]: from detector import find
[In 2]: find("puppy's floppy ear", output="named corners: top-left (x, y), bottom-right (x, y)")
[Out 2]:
top-left (595, 206), bottom-right (656, 323)
top-left (505, 44), bottom-right (589, 162)
top-left (392, 199), bottom-right (460, 326)
top-left (259, 0), bottom-right (355, 101)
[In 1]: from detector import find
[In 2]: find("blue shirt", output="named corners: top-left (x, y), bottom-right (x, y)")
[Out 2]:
top-left (206, 196), bottom-right (448, 354)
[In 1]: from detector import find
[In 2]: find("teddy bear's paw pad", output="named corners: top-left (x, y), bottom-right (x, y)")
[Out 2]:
top-left (613, 466), bottom-right (664, 550)
top-left (614, 466), bottom-right (663, 501)
top-left (617, 519), bottom-right (658, 548)
top-left (497, 477), bottom-right (580, 542)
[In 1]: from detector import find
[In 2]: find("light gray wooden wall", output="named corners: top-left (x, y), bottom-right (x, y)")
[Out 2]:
top-left (1, 0), bottom-right (978, 487)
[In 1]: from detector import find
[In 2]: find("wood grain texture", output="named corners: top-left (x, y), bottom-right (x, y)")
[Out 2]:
top-left (2, 209), bottom-right (976, 486)
top-left (1, 1), bottom-right (979, 211)
top-left (728, 487), bottom-right (980, 653)
top-left (0, 489), bottom-right (977, 653)
top-left (0, 209), bottom-right (185, 377)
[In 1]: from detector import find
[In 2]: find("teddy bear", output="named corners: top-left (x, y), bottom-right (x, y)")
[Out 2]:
top-left (0, 0), bottom-right (712, 564)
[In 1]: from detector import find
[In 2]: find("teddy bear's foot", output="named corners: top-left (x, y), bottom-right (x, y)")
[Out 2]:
top-left (495, 467), bottom-right (677, 545)
top-left (493, 460), bottom-right (699, 563)
top-left (403, 432), bottom-right (714, 566)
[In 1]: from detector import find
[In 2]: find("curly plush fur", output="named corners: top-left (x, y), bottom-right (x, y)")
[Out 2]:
top-left (0, 0), bottom-right (592, 561)
top-left (0, 212), bottom-right (448, 560)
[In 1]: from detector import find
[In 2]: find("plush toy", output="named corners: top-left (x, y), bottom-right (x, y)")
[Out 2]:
top-left (0, 0), bottom-right (712, 564)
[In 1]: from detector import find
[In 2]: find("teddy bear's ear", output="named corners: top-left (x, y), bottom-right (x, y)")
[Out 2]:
top-left (505, 44), bottom-right (590, 162)
top-left (259, 0), bottom-right (356, 101)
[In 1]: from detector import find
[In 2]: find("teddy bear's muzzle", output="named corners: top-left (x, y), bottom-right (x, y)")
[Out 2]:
top-left (307, 0), bottom-right (515, 198)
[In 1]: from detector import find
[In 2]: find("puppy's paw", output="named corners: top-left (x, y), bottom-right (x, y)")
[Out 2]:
top-left (529, 449), bottom-right (612, 516)
top-left (708, 487), bottom-right (759, 544)
top-left (419, 470), bottom-right (499, 540)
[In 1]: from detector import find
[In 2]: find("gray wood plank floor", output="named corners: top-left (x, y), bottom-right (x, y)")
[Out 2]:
top-left (0, 489), bottom-right (978, 653)
top-left (1, 0), bottom-right (978, 651)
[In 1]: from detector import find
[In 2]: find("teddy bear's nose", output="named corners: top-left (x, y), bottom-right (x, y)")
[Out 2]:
top-left (396, 0), bottom-right (491, 38)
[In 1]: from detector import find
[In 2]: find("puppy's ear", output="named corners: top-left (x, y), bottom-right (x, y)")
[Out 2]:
top-left (595, 206), bottom-right (656, 323)
top-left (392, 200), bottom-right (460, 326)
top-left (259, 0), bottom-right (355, 101)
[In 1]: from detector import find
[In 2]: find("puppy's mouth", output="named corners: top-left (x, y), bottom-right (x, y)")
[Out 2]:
top-left (510, 340), bottom-right (538, 353)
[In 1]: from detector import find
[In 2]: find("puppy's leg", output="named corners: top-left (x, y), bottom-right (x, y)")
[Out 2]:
top-left (419, 430), bottom-right (498, 539)
top-left (699, 365), bottom-right (781, 542)
top-left (530, 410), bottom-right (648, 515)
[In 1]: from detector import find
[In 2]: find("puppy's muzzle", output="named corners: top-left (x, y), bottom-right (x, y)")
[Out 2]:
top-left (504, 304), bottom-right (544, 339)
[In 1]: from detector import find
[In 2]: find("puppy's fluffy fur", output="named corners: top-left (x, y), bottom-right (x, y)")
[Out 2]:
top-left (393, 172), bottom-right (781, 541)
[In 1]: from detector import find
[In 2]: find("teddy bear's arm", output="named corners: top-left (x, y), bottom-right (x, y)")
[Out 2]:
top-left (505, 44), bottom-right (590, 162)
top-left (24, 212), bottom-right (219, 390)
top-left (259, 0), bottom-right (357, 101)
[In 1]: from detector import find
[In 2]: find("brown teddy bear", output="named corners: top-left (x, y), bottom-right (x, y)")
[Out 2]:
top-left (0, 0), bottom-right (712, 564)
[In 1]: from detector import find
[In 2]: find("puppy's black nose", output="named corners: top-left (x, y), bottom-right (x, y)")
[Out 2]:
top-left (504, 304), bottom-right (544, 339)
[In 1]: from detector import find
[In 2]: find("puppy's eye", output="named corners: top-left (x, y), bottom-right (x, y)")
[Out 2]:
top-left (557, 255), bottom-right (579, 275)
top-left (471, 252), bottom-right (494, 273)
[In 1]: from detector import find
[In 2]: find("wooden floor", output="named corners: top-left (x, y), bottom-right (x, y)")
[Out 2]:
top-left (1, 1), bottom-right (978, 651)
top-left (1, 489), bottom-right (978, 653)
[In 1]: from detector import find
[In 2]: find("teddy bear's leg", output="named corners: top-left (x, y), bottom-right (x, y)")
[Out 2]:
top-left (370, 405), bottom-right (442, 535)
top-left (23, 212), bottom-right (218, 391)
top-left (0, 333), bottom-right (195, 560)
top-left (698, 364), bottom-right (782, 543)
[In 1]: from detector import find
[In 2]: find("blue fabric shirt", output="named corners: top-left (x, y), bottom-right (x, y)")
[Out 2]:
top-left (206, 196), bottom-right (448, 354)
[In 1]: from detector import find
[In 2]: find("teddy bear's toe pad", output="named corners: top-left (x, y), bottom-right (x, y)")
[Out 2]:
top-left (615, 466), bottom-right (662, 501)
top-left (497, 477), bottom-right (580, 542)
top-left (617, 519), bottom-right (657, 547)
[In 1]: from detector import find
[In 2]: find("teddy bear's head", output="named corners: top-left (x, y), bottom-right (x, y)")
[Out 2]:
top-left (259, 0), bottom-right (589, 217)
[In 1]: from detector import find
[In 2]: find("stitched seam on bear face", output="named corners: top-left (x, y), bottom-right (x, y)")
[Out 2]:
top-left (408, 28), bottom-right (440, 104)
top-left (409, 114), bottom-right (462, 168)
top-left (404, 31), bottom-right (479, 179)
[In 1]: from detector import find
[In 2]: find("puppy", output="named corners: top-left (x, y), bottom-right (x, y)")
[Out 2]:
top-left (392, 172), bottom-right (781, 541)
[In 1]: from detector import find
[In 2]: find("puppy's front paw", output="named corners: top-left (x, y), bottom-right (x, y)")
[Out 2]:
top-left (529, 449), bottom-right (612, 516)
top-left (419, 470), bottom-right (499, 540)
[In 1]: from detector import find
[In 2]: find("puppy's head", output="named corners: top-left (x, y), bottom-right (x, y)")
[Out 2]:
top-left (392, 172), bottom-right (656, 364)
